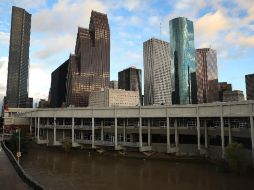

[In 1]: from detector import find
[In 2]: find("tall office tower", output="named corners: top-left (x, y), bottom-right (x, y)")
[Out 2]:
top-left (6, 6), bottom-right (31, 108)
top-left (49, 60), bottom-right (69, 107)
top-left (218, 82), bottom-right (232, 102)
top-left (245, 74), bottom-right (254, 100)
top-left (143, 38), bottom-right (172, 105)
top-left (66, 11), bottom-right (110, 107)
top-left (109, 80), bottom-right (118, 89)
top-left (118, 67), bottom-right (142, 104)
top-left (196, 48), bottom-right (219, 103)
top-left (169, 17), bottom-right (197, 104)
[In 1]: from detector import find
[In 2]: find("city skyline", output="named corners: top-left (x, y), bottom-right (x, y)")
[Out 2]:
top-left (0, 0), bottom-right (254, 107)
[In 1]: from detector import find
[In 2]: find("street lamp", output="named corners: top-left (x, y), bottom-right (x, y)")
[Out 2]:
top-left (16, 128), bottom-right (21, 164)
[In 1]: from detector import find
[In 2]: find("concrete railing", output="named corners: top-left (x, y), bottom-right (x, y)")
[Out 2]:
top-left (1, 141), bottom-right (44, 190)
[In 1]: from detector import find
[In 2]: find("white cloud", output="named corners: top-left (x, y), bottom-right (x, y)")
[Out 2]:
top-left (0, 32), bottom-right (9, 44)
top-left (0, 57), bottom-right (8, 100)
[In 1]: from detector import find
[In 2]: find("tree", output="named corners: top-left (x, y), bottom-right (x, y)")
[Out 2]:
top-left (62, 138), bottom-right (72, 152)
top-left (225, 142), bottom-right (247, 174)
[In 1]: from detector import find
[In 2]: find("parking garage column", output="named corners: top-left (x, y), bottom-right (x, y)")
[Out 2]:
top-left (29, 117), bottom-right (32, 135)
top-left (123, 119), bottom-right (126, 143)
top-left (220, 105), bottom-right (225, 159)
top-left (115, 117), bottom-right (118, 149)
top-left (92, 117), bottom-right (95, 148)
top-left (228, 118), bottom-right (232, 144)
top-left (148, 119), bottom-right (151, 146)
top-left (139, 107), bottom-right (143, 148)
top-left (249, 104), bottom-right (254, 164)
top-left (101, 120), bottom-right (104, 142)
top-left (174, 119), bottom-right (179, 150)
top-left (37, 117), bottom-right (40, 142)
top-left (166, 117), bottom-right (171, 153)
top-left (72, 117), bottom-right (74, 145)
top-left (53, 117), bottom-right (56, 145)
top-left (204, 120), bottom-right (208, 149)
top-left (34, 117), bottom-right (37, 138)
top-left (197, 117), bottom-right (201, 151)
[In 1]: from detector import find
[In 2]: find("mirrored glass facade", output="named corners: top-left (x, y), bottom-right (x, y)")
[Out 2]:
top-left (6, 6), bottom-right (31, 108)
top-left (196, 48), bottom-right (219, 103)
top-left (169, 17), bottom-right (197, 104)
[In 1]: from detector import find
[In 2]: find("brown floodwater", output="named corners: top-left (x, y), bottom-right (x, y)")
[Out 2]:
top-left (20, 146), bottom-right (254, 190)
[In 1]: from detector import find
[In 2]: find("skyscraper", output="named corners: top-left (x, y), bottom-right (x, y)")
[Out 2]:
top-left (6, 6), bottom-right (31, 108)
top-left (49, 60), bottom-right (69, 107)
top-left (218, 82), bottom-right (232, 102)
top-left (143, 38), bottom-right (172, 105)
top-left (118, 67), bottom-right (142, 104)
top-left (245, 74), bottom-right (254, 100)
top-left (196, 48), bottom-right (219, 103)
top-left (169, 17), bottom-right (197, 104)
top-left (66, 11), bottom-right (110, 107)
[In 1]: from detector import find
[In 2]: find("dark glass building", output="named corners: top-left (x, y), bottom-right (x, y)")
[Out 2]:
top-left (49, 60), bottom-right (69, 107)
top-left (245, 74), bottom-right (254, 100)
top-left (66, 11), bottom-right (110, 107)
top-left (218, 82), bottom-right (232, 102)
top-left (118, 67), bottom-right (142, 104)
top-left (196, 48), bottom-right (219, 103)
top-left (169, 17), bottom-right (197, 104)
top-left (6, 6), bottom-right (31, 108)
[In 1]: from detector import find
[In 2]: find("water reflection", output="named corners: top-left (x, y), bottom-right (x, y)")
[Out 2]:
top-left (21, 147), bottom-right (254, 190)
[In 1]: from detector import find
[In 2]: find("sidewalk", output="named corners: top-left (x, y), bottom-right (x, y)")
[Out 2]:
top-left (0, 143), bottom-right (31, 190)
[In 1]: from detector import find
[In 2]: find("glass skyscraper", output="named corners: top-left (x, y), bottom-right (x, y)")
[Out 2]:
top-left (6, 6), bottom-right (32, 108)
top-left (169, 17), bottom-right (197, 104)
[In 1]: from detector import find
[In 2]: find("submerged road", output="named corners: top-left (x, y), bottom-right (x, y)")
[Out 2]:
top-left (0, 142), bottom-right (31, 190)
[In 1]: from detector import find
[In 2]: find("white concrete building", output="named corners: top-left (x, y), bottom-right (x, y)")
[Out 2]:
top-left (143, 38), bottom-right (172, 105)
top-left (89, 88), bottom-right (140, 107)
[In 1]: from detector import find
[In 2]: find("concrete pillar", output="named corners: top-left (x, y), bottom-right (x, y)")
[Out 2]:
top-left (197, 117), bottom-right (201, 151)
top-left (29, 118), bottom-right (32, 135)
top-left (228, 118), bottom-right (232, 144)
top-left (249, 103), bottom-right (254, 164)
top-left (72, 117), bottom-right (74, 145)
top-left (34, 118), bottom-right (37, 138)
top-left (174, 119), bottom-right (178, 149)
top-left (81, 131), bottom-right (83, 140)
top-left (37, 117), bottom-right (40, 142)
top-left (46, 129), bottom-right (49, 141)
top-left (204, 120), bottom-right (208, 149)
top-left (220, 115), bottom-right (225, 159)
top-left (148, 119), bottom-right (151, 146)
top-left (53, 117), bottom-right (56, 145)
top-left (101, 120), bottom-right (104, 141)
top-left (139, 117), bottom-right (142, 148)
top-left (166, 117), bottom-right (171, 153)
top-left (63, 130), bottom-right (65, 140)
top-left (92, 117), bottom-right (95, 148)
top-left (123, 119), bottom-right (126, 143)
top-left (81, 119), bottom-right (83, 128)
top-left (114, 117), bottom-right (118, 149)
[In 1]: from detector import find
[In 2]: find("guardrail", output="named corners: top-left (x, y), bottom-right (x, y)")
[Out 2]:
top-left (1, 141), bottom-right (45, 190)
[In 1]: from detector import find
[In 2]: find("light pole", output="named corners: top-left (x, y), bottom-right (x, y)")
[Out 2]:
top-left (16, 128), bottom-right (21, 164)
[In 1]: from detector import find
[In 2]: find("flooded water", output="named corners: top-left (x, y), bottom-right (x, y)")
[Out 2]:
top-left (21, 146), bottom-right (254, 190)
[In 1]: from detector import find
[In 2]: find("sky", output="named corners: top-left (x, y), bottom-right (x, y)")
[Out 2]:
top-left (0, 0), bottom-right (254, 108)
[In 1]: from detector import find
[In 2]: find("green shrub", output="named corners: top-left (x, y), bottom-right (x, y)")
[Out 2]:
top-left (62, 138), bottom-right (72, 152)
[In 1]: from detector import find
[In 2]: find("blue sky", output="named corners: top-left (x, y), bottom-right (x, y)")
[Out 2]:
top-left (0, 0), bottom-right (254, 105)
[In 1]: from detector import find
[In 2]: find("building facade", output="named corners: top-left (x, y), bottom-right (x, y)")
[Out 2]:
top-left (109, 80), bottom-right (118, 89)
top-left (218, 82), bottom-right (232, 102)
top-left (89, 88), bottom-right (140, 107)
top-left (118, 67), bottom-right (142, 104)
top-left (49, 60), bottom-right (69, 107)
top-left (246, 74), bottom-right (254, 100)
top-left (169, 17), bottom-right (197, 104)
top-left (6, 6), bottom-right (32, 108)
top-left (196, 48), bottom-right (219, 103)
top-left (223, 90), bottom-right (244, 102)
top-left (143, 38), bottom-right (172, 105)
top-left (66, 11), bottom-right (110, 107)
